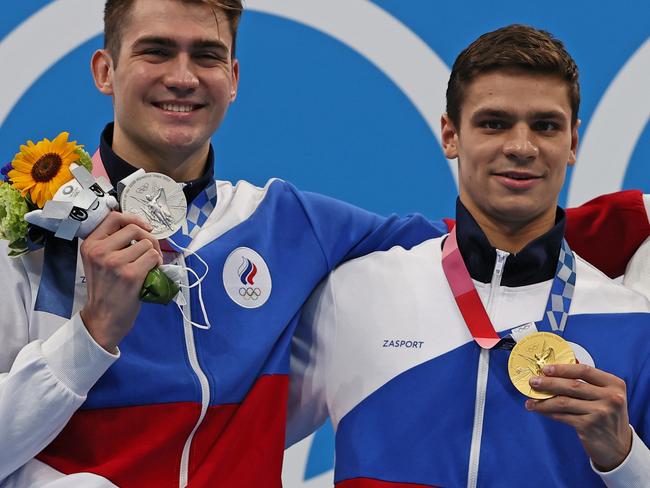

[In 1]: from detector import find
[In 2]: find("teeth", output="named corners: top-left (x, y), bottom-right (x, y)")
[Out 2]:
top-left (160, 103), bottom-right (194, 113)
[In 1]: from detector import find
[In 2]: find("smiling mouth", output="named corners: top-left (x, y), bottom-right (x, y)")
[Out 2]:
top-left (495, 171), bottom-right (541, 181)
top-left (153, 102), bottom-right (204, 113)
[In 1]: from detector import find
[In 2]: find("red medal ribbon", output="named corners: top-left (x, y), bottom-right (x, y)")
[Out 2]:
top-left (441, 226), bottom-right (501, 349)
top-left (91, 149), bottom-right (109, 180)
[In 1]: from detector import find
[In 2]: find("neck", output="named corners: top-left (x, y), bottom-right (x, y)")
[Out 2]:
top-left (112, 127), bottom-right (209, 182)
top-left (461, 200), bottom-right (557, 254)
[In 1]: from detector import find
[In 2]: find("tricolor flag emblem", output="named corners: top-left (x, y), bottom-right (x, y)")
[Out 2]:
top-left (238, 257), bottom-right (258, 285)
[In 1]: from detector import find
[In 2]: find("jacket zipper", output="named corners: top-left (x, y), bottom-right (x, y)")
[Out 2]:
top-left (466, 250), bottom-right (508, 488)
top-left (178, 253), bottom-right (211, 488)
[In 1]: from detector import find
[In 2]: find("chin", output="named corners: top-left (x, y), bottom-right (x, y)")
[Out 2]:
top-left (160, 131), bottom-right (204, 151)
top-left (493, 203), bottom-right (549, 225)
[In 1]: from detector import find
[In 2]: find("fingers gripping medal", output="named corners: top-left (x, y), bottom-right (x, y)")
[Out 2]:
top-left (121, 174), bottom-right (211, 327)
top-left (120, 172), bottom-right (187, 239)
top-left (508, 332), bottom-right (576, 399)
top-left (119, 171), bottom-right (187, 304)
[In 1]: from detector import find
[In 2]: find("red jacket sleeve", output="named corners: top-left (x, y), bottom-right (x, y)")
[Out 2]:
top-left (564, 190), bottom-right (649, 278)
top-left (444, 191), bottom-right (650, 278)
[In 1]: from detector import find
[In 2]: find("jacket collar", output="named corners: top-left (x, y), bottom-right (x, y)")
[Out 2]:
top-left (455, 198), bottom-right (566, 286)
top-left (99, 123), bottom-right (214, 205)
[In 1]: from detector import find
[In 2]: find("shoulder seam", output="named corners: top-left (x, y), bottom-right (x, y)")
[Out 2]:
top-left (286, 185), bottom-right (331, 271)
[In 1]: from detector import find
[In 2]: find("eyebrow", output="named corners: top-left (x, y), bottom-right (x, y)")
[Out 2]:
top-left (471, 109), bottom-right (513, 121)
top-left (529, 110), bottom-right (567, 120)
top-left (132, 36), bottom-right (229, 54)
top-left (471, 109), bottom-right (568, 121)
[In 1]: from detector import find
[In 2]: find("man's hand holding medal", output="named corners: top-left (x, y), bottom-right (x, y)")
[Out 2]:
top-left (524, 349), bottom-right (633, 472)
top-left (79, 211), bottom-right (163, 353)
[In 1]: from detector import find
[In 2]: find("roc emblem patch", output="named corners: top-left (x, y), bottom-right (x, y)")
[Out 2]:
top-left (223, 247), bottom-right (272, 308)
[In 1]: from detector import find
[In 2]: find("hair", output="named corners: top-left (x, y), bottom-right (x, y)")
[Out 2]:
top-left (446, 24), bottom-right (580, 128)
top-left (104, 0), bottom-right (243, 65)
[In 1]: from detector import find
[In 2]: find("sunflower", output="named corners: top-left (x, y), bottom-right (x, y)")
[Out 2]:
top-left (8, 132), bottom-right (81, 208)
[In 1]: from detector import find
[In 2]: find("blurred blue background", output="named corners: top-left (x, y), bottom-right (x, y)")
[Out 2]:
top-left (1, 1), bottom-right (648, 485)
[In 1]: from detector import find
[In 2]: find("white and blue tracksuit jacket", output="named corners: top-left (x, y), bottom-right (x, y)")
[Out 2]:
top-left (289, 202), bottom-right (650, 488)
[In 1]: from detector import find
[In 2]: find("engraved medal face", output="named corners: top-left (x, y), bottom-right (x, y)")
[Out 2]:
top-left (508, 332), bottom-right (576, 399)
top-left (120, 173), bottom-right (187, 239)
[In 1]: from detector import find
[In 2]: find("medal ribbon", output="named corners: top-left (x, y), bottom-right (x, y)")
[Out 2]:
top-left (441, 226), bottom-right (576, 349)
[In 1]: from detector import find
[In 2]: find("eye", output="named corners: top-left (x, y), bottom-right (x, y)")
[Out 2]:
top-left (533, 121), bottom-right (560, 132)
top-left (480, 120), bottom-right (506, 130)
top-left (90, 184), bottom-right (105, 197)
top-left (194, 52), bottom-right (228, 67)
top-left (196, 52), bottom-right (221, 60)
top-left (69, 207), bottom-right (88, 222)
top-left (140, 49), bottom-right (170, 60)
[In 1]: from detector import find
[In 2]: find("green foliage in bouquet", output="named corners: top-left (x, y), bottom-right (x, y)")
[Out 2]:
top-left (0, 182), bottom-right (32, 256)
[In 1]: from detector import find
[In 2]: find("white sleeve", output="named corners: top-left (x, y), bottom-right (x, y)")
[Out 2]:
top-left (286, 275), bottom-right (338, 447)
top-left (593, 426), bottom-right (650, 488)
top-left (0, 251), bottom-right (118, 482)
top-left (623, 236), bottom-right (650, 298)
top-left (622, 195), bottom-right (650, 295)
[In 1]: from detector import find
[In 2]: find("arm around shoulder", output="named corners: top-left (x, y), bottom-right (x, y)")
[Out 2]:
top-left (565, 190), bottom-right (650, 278)
top-left (294, 188), bottom-right (449, 268)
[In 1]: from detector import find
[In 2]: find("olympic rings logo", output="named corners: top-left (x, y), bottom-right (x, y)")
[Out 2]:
top-left (239, 287), bottom-right (262, 300)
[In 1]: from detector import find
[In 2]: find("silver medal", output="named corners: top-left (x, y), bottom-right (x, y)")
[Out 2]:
top-left (120, 172), bottom-right (186, 239)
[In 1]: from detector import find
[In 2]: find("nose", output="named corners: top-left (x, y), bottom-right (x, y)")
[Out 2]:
top-left (163, 54), bottom-right (199, 95)
top-left (503, 124), bottom-right (539, 162)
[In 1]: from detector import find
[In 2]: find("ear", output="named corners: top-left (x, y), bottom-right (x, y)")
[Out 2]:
top-left (568, 118), bottom-right (580, 166)
top-left (24, 209), bottom-right (60, 234)
top-left (441, 114), bottom-right (459, 159)
top-left (229, 58), bottom-right (240, 102)
top-left (91, 49), bottom-right (115, 96)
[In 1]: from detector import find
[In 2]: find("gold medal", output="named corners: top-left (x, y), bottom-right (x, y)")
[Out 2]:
top-left (508, 332), bottom-right (576, 399)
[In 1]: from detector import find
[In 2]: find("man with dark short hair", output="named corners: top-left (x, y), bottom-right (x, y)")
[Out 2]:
top-left (1, 4), bottom-right (649, 487)
top-left (288, 25), bottom-right (650, 487)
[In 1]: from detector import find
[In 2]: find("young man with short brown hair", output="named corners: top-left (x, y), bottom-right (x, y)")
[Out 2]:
top-left (289, 25), bottom-right (650, 487)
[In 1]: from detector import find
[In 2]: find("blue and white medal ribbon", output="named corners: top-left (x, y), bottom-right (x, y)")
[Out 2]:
top-left (534, 239), bottom-right (576, 335)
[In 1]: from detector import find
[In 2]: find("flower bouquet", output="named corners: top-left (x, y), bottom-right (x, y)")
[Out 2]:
top-left (0, 132), bottom-right (93, 256)
top-left (0, 132), bottom-right (179, 304)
